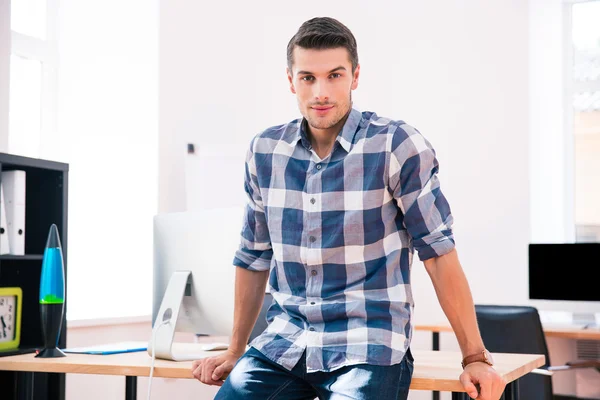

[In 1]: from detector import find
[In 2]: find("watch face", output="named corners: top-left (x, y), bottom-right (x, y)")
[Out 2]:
top-left (0, 295), bottom-right (16, 342)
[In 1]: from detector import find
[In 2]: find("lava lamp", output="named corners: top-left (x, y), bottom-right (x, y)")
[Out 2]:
top-left (36, 224), bottom-right (66, 358)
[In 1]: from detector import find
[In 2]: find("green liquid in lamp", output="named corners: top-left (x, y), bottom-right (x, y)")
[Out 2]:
top-left (40, 294), bottom-right (64, 304)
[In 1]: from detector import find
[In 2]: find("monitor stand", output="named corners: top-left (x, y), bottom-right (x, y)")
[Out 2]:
top-left (148, 270), bottom-right (229, 361)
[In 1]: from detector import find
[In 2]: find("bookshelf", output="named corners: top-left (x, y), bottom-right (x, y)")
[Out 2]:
top-left (0, 152), bottom-right (68, 400)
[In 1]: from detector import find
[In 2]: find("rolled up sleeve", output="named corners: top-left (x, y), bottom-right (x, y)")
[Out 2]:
top-left (233, 138), bottom-right (273, 271)
top-left (388, 124), bottom-right (455, 261)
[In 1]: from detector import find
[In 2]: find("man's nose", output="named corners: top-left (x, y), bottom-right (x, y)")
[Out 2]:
top-left (312, 81), bottom-right (329, 103)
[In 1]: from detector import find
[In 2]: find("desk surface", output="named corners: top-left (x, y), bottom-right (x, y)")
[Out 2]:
top-left (0, 349), bottom-right (544, 392)
top-left (415, 323), bottom-right (600, 341)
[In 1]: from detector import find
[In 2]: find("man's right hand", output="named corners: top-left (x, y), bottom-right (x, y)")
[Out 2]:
top-left (191, 350), bottom-right (242, 386)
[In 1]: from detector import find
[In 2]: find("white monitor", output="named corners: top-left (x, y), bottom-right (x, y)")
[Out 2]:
top-left (150, 207), bottom-right (245, 360)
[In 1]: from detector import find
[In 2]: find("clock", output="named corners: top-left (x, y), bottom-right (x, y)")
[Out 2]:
top-left (0, 287), bottom-right (22, 351)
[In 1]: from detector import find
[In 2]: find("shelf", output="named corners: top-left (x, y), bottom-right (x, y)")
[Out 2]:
top-left (0, 152), bottom-right (68, 399)
top-left (0, 255), bottom-right (43, 261)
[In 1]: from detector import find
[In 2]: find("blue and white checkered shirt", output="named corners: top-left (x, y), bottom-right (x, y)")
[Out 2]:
top-left (233, 108), bottom-right (455, 373)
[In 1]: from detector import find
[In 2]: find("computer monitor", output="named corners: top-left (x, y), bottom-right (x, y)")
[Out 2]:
top-left (528, 243), bottom-right (600, 326)
top-left (150, 207), bottom-right (245, 360)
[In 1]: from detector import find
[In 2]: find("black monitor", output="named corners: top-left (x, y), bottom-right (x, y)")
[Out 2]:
top-left (528, 243), bottom-right (600, 326)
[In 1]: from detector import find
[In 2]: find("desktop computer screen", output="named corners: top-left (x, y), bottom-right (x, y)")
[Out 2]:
top-left (528, 243), bottom-right (600, 325)
top-left (528, 243), bottom-right (600, 302)
top-left (152, 207), bottom-right (245, 338)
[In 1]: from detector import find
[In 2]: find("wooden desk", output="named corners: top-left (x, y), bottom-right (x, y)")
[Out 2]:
top-left (0, 349), bottom-right (544, 400)
top-left (416, 323), bottom-right (600, 341)
top-left (415, 323), bottom-right (600, 400)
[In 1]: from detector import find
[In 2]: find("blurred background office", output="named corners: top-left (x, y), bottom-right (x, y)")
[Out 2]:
top-left (0, 0), bottom-right (598, 399)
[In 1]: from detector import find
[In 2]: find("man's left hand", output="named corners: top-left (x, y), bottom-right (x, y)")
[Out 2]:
top-left (459, 362), bottom-right (506, 399)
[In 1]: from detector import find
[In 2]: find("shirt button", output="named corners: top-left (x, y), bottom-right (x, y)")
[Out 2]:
top-left (309, 327), bottom-right (315, 331)
top-left (310, 302), bottom-right (316, 305)
top-left (311, 270), bottom-right (317, 276)
top-left (309, 236), bottom-right (316, 243)
top-left (310, 198), bottom-right (316, 204)
top-left (316, 164), bottom-right (322, 170)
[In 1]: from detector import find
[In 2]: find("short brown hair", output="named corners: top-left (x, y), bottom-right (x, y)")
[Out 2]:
top-left (287, 17), bottom-right (359, 74)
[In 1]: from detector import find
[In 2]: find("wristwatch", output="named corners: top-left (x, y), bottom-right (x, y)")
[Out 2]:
top-left (461, 349), bottom-right (494, 369)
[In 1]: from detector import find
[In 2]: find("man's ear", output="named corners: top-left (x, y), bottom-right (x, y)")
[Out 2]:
top-left (351, 64), bottom-right (360, 90)
top-left (286, 67), bottom-right (296, 94)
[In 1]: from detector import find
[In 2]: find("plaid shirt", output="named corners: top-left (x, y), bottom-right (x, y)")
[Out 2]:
top-left (233, 108), bottom-right (455, 372)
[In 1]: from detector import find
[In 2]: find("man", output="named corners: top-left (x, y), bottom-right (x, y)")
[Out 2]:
top-left (192, 17), bottom-right (506, 400)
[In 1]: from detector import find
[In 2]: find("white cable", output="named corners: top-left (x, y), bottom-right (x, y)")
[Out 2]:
top-left (147, 320), bottom-right (170, 400)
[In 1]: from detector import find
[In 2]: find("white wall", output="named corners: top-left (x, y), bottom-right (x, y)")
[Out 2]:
top-left (160, 0), bottom-right (530, 316)
top-left (158, 1), bottom-right (530, 399)
top-left (0, 0), bottom-right (9, 152)
top-left (57, 0), bottom-right (158, 320)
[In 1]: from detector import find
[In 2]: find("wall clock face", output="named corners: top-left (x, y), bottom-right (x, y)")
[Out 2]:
top-left (0, 287), bottom-right (22, 350)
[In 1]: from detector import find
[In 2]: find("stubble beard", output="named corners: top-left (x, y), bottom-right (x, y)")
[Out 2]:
top-left (303, 92), bottom-right (353, 131)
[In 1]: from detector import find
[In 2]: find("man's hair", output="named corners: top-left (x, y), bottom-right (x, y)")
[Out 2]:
top-left (287, 17), bottom-right (358, 74)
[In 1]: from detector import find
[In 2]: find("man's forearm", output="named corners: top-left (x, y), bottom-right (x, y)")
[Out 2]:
top-left (228, 266), bottom-right (269, 356)
top-left (423, 249), bottom-right (485, 357)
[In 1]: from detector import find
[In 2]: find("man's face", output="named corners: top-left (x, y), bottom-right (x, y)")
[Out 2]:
top-left (287, 47), bottom-right (360, 132)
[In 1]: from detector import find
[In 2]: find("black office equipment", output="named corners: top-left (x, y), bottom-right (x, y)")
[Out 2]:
top-left (0, 152), bottom-right (68, 400)
top-left (476, 305), bottom-right (553, 400)
top-left (528, 243), bottom-right (600, 302)
top-left (475, 304), bottom-right (600, 400)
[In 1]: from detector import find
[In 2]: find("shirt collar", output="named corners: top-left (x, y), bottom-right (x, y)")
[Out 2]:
top-left (293, 108), bottom-right (362, 153)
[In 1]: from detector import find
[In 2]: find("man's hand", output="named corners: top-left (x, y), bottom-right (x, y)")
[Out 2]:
top-left (191, 350), bottom-right (242, 386)
top-left (459, 362), bottom-right (506, 399)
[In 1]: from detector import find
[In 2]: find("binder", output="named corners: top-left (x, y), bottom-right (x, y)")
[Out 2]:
top-left (2, 170), bottom-right (26, 255)
top-left (0, 187), bottom-right (8, 255)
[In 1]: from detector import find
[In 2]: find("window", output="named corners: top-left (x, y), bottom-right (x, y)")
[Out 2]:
top-left (11, 0), bottom-right (47, 40)
top-left (569, 1), bottom-right (600, 242)
top-left (8, 0), bottom-right (58, 159)
top-left (2, 1), bottom-right (158, 321)
top-left (8, 54), bottom-right (42, 156)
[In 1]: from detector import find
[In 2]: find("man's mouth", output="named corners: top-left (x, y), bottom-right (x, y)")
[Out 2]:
top-left (312, 105), bottom-right (334, 115)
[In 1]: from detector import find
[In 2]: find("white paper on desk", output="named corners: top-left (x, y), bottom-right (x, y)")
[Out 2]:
top-left (63, 341), bottom-right (148, 355)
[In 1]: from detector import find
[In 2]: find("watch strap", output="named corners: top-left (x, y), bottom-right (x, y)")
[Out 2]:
top-left (461, 349), bottom-right (493, 369)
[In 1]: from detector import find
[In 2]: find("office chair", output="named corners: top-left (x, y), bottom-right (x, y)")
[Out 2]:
top-left (475, 304), bottom-right (600, 400)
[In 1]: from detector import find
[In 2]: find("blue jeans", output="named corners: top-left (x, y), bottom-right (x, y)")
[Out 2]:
top-left (214, 347), bottom-right (414, 400)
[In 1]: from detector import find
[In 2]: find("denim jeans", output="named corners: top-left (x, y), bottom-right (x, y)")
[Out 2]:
top-left (214, 346), bottom-right (414, 400)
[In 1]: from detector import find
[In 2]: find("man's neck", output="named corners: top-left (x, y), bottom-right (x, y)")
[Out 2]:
top-left (306, 110), bottom-right (351, 159)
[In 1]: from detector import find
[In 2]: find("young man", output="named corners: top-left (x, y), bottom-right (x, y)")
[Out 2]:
top-left (192, 17), bottom-right (506, 400)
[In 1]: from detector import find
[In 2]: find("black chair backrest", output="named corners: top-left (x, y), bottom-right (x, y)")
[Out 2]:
top-left (475, 304), bottom-right (553, 400)
top-left (248, 292), bottom-right (273, 344)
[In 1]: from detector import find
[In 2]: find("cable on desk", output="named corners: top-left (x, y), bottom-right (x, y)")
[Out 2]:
top-left (147, 319), bottom-right (170, 400)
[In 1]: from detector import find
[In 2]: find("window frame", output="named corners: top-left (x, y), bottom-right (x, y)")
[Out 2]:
top-left (2, 0), bottom-right (59, 158)
top-left (564, 0), bottom-right (600, 241)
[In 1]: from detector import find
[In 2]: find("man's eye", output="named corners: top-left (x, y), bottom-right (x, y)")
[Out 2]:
top-left (330, 73), bottom-right (341, 79)
top-left (301, 76), bottom-right (314, 82)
